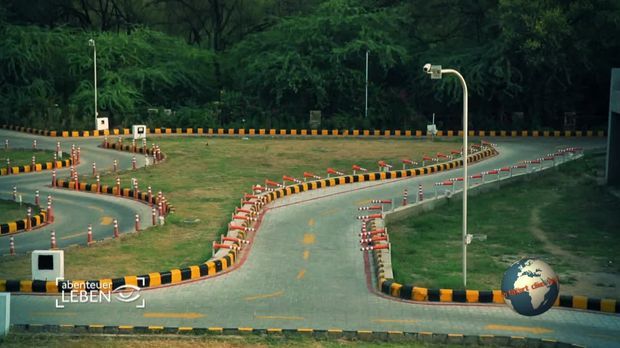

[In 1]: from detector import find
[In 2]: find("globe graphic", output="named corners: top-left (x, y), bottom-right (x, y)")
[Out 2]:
top-left (501, 258), bottom-right (560, 316)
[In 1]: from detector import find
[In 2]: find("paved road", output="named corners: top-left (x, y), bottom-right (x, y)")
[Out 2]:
top-left (0, 129), bottom-right (153, 253)
top-left (2, 130), bottom-right (619, 347)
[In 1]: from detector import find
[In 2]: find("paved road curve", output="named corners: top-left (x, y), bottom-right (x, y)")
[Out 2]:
top-left (0, 130), bottom-right (153, 253)
top-left (2, 130), bottom-right (618, 347)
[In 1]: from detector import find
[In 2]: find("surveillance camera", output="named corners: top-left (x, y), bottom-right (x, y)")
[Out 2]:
top-left (423, 63), bottom-right (431, 73)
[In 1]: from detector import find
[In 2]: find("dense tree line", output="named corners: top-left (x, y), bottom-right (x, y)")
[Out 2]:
top-left (0, 0), bottom-right (618, 130)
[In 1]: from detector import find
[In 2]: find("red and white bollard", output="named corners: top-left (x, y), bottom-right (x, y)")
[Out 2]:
top-left (73, 171), bottom-right (79, 191)
top-left (4, 139), bottom-right (8, 150)
top-left (282, 175), bottom-right (302, 186)
top-left (31, 155), bottom-right (36, 169)
top-left (117, 136), bottom-right (123, 146)
top-left (352, 165), bottom-right (368, 175)
top-left (50, 231), bottom-right (57, 249)
top-left (147, 186), bottom-right (153, 205)
top-left (103, 136), bottom-right (108, 148)
top-left (132, 156), bottom-right (137, 170)
top-left (158, 201), bottom-right (163, 216)
top-left (221, 235), bottom-right (250, 245)
top-left (9, 237), bottom-right (15, 255)
top-left (360, 243), bottom-right (390, 251)
top-left (26, 207), bottom-right (32, 231)
top-left (356, 213), bottom-right (383, 220)
top-left (76, 146), bottom-right (81, 164)
top-left (378, 160), bottom-right (393, 172)
top-left (303, 172), bottom-right (322, 181)
top-left (402, 159), bottom-right (417, 170)
top-left (152, 208), bottom-right (157, 226)
top-left (132, 139), bottom-right (136, 153)
top-left (47, 201), bottom-right (54, 223)
top-left (326, 167), bottom-right (344, 177)
top-left (402, 188), bottom-right (408, 206)
top-left (113, 219), bottom-right (119, 238)
top-left (434, 181), bottom-right (454, 198)
top-left (96, 174), bottom-right (101, 193)
top-left (32, 139), bottom-right (37, 149)
top-left (358, 205), bottom-right (383, 211)
top-left (69, 165), bottom-right (75, 179)
top-left (6, 158), bottom-right (11, 175)
top-left (162, 197), bottom-right (168, 213)
top-left (115, 177), bottom-right (121, 196)
top-left (422, 155), bottom-right (432, 166)
top-left (133, 179), bottom-right (139, 199)
top-left (92, 162), bottom-right (97, 176)
top-left (35, 190), bottom-right (40, 206)
top-left (56, 141), bottom-right (61, 154)
top-left (12, 186), bottom-right (17, 201)
top-left (113, 159), bottom-right (118, 172)
top-left (418, 184), bottom-right (424, 202)
top-left (87, 224), bottom-right (93, 245)
top-left (437, 152), bottom-right (449, 161)
top-left (135, 214), bottom-right (140, 232)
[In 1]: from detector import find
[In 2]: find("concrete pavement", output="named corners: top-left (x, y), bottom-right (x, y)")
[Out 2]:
top-left (1, 130), bottom-right (618, 347)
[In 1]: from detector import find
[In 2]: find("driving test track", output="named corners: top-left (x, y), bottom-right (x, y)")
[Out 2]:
top-left (0, 129), bottom-right (618, 347)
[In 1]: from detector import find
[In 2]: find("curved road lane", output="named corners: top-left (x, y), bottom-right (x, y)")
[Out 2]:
top-left (2, 130), bottom-right (618, 347)
top-left (0, 129), bottom-right (153, 253)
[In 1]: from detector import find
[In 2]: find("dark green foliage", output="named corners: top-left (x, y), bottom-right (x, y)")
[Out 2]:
top-left (0, 0), bottom-right (619, 130)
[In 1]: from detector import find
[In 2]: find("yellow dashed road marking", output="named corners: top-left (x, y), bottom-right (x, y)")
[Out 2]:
top-left (296, 269), bottom-right (306, 280)
top-left (244, 290), bottom-right (284, 302)
top-left (302, 233), bottom-right (315, 245)
top-left (307, 218), bottom-right (315, 227)
top-left (60, 232), bottom-right (85, 240)
top-left (303, 250), bottom-right (310, 260)
top-left (100, 216), bottom-right (113, 225)
top-left (255, 315), bottom-right (304, 321)
top-left (372, 319), bottom-right (419, 324)
top-left (143, 312), bottom-right (204, 319)
top-left (484, 324), bottom-right (552, 334)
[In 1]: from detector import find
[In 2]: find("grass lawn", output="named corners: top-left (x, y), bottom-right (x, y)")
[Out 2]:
top-left (0, 200), bottom-right (40, 222)
top-left (1, 333), bottom-right (478, 348)
top-left (0, 137), bottom-right (457, 279)
top-left (389, 152), bottom-right (620, 299)
top-left (1, 149), bottom-right (56, 167)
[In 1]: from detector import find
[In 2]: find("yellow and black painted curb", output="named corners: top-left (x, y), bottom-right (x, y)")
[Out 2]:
top-left (0, 249), bottom-right (238, 293)
top-left (0, 158), bottom-right (73, 176)
top-left (369, 161), bottom-right (620, 314)
top-left (0, 147), bottom-right (495, 293)
top-left (260, 148), bottom-right (497, 204)
top-left (378, 278), bottom-right (619, 314)
top-left (102, 142), bottom-right (161, 158)
top-left (54, 179), bottom-right (174, 213)
top-left (0, 210), bottom-right (48, 235)
top-left (10, 324), bottom-right (584, 347)
top-left (1, 124), bottom-right (607, 138)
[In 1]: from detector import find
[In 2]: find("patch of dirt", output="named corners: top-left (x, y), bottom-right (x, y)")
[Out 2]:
top-left (529, 206), bottom-right (620, 299)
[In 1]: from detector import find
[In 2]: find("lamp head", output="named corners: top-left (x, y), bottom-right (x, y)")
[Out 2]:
top-left (423, 64), bottom-right (443, 79)
top-left (88, 39), bottom-right (95, 47)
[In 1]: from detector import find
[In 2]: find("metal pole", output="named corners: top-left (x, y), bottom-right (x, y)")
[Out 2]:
top-left (442, 68), bottom-right (469, 288)
top-left (93, 42), bottom-right (98, 121)
top-left (365, 50), bottom-right (369, 118)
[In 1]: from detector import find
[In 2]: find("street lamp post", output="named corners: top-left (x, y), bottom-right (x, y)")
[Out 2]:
top-left (88, 39), bottom-right (98, 125)
top-left (365, 50), bottom-right (369, 118)
top-left (424, 64), bottom-right (469, 288)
